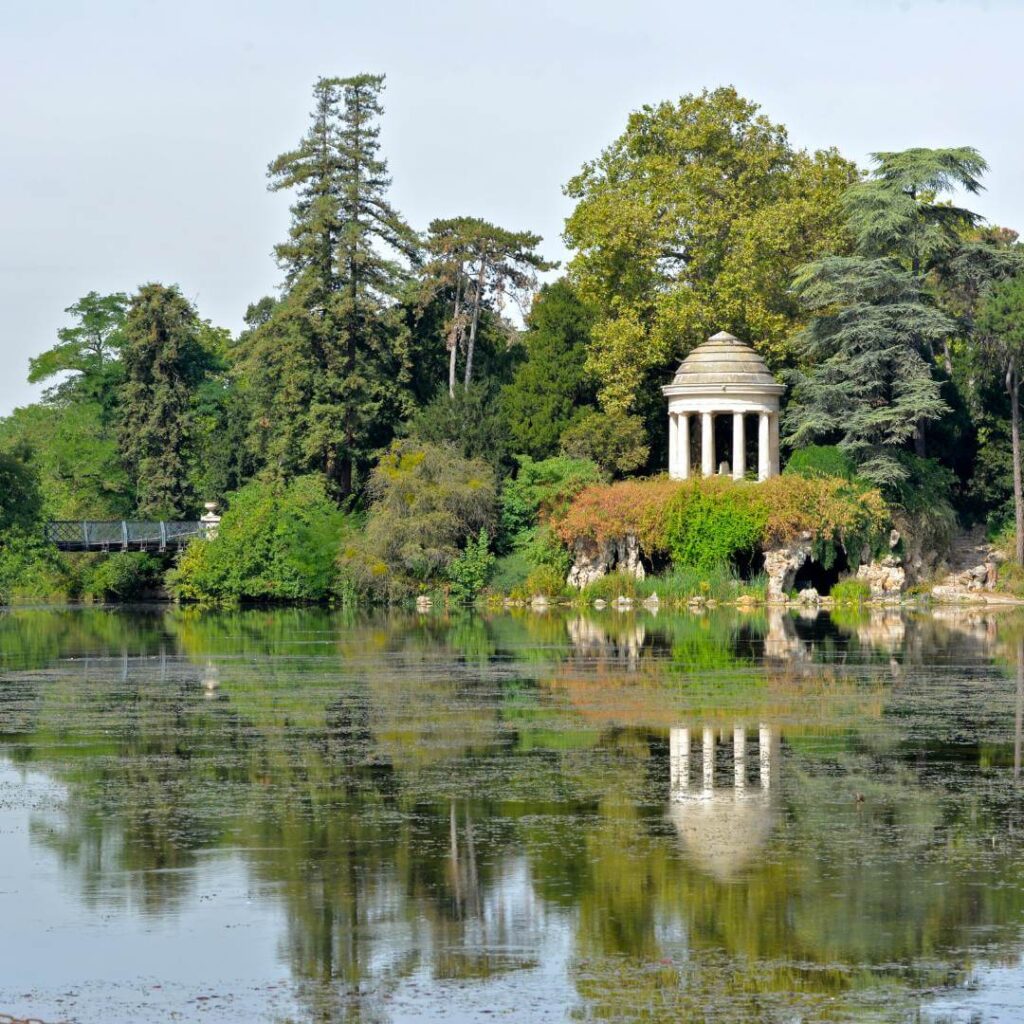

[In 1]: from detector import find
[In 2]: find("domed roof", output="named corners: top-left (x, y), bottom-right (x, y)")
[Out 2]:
top-left (667, 331), bottom-right (780, 391)
top-left (668, 792), bottom-right (777, 881)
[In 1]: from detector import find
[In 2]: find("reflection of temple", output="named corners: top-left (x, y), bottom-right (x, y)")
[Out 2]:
top-left (667, 724), bottom-right (779, 881)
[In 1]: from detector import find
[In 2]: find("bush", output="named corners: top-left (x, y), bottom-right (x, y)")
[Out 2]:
top-left (499, 454), bottom-right (605, 545)
top-left (83, 552), bottom-right (163, 601)
top-left (553, 474), bottom-right (891, 577)
top-left (525, 564), bottom-right (570, 598)
top-left (784, 445), bottom-right (857, 481)
top-left (830, 578), bottom-right (871, 606)
top-left (169, 474), bottom-right (350, 603)
top-left (559, 409), bottom-right (649, 476)
top-left (342, 440), bottom-right (496, 600)
top-left (489, 550), bottom-right (533, 597)
top-left (666, 483), bottom-right (767, 573)
top-left (447, 529), bottom-right (495, 603)
top-left (0, 530), bottom-right (71, 603)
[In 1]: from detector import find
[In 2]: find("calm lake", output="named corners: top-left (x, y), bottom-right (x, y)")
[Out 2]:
top-left (1, 605), bottom-right (1023, 1023)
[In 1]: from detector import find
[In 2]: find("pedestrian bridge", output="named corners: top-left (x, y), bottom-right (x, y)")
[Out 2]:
top-left (45, 520), bottom-right (210, 552)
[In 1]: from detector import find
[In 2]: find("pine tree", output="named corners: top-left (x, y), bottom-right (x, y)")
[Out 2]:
top-left (240, 74), bottom-right (417, 497)
top-left (423, 217), bottom-right (554, 397)
top-left (787, 148), bottom-right (1002, 486)
top-left (118, 284), bottom-right (210, 518)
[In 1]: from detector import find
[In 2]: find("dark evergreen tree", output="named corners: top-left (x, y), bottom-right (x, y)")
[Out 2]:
top-left (118, 284), bottom-right (211, 518)
top-left (786, 148), bottom-right (1005, 488)
top-left (500, 280), bottom-right (596, 458)
top-left (240, 74), bottom-right (418, 497)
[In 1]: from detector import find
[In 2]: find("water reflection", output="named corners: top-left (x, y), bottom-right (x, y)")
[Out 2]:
top-left (0, 606), bottom-right (1023, 1021)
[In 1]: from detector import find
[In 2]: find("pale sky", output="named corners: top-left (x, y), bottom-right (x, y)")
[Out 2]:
top-left (2, 0), bottom-right (1022, 416)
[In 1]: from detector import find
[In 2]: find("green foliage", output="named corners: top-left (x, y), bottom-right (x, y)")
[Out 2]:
top-left (169, 475), bottom-right (349, 603)
top-left (237, 74), bottom-right (417, 496)
top-left (785, 255), bottom-right (951, 487)
top-left (489, 550), bottom-right (533, 597)
top-left (559, 409), bottom-right (649, 476)
top-left (28, 291), bottom-right (129, 412)
top-left (524, 564), bottom-right (569, 599)
top-left (119, 283), bottom-right (216, 518)
top-left (447, 529), bottom-right (495, 603)
top-left (666, 486), bottom-right (768, 574)
top-left (82, 553), bottom-right (163, 601)
top-left (565, 85), bottom-right (856, 414)
top-left (423, 216), bottom-right (554, 395)
top-left (500, 454), bottom-right (605, 543)
top-left (830, 578), bottom-right (871, 606)
top-left (500, 280), bottom-right (597, 458)
top-left (784, 445), bottom-right (857, 481)
top-left (0, 447), bottom-right (42, 532)
top-left (0, 530), bottom-right (71, 604)
top-left (406, 383), bottom-right (511, 470)
top-left (342, 440), bottom-right (496, 599)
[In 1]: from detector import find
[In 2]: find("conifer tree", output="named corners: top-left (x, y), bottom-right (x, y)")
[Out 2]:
top-left (118, 284), bottom-right (210, 518)
top-left (241, 74), bottom-right (417, 497)
top-left (787, 148), bottom-right (1004, 486)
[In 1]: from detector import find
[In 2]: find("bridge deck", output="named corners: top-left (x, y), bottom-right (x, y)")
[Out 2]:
top-left (45, 520), bottom-right (207, 552)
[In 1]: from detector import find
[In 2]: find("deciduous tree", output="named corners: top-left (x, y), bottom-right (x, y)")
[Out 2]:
top-left (564, 87), bottom-right (856, 414)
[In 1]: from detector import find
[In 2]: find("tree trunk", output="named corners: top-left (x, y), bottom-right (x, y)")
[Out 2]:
top-left (1009, 359), bottom-right (1023, 565)
top-left (914, 420), bottom-right (927, 458)
top-left (447, 272), bottom-right (464, 399)
top-left (463, 260), bottom-right (486, 389)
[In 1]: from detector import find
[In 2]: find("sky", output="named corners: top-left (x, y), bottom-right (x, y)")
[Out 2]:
top-left (1, 0), bottom-right (1022, 416)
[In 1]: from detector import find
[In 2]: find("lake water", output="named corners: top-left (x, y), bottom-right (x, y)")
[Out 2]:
top-left (0, 605), bottom-right (1023, 1023)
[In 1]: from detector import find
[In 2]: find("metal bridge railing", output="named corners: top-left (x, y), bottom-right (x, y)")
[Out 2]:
top-left (45, 520), bottom-right (207, 552)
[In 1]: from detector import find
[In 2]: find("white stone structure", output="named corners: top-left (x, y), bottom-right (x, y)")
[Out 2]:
top-left (662, 331), bottom-right (784, 481)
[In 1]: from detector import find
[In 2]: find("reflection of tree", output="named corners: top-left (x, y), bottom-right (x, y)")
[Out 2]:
top-left (3, 606), bottom-right (1024, 1021)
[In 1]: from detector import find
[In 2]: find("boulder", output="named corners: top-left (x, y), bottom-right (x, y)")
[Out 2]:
top-left (763, 534), bottom-right (814, 601)
top-left (855, 556), bottom-right (906, 599)
top-left (567, 534), bottom-right (645, 589)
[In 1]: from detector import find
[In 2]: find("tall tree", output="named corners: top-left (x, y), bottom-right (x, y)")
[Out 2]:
top-left (978, 274), bottom-right (1024, 563)
top-left (785, 257), bottom-right (951, 487)
top-left (423, 217), bottom-right (553, 396)
top-left (500, 279), bottom-right (596, 459)
top-left (239, 74), bottom-right (417, 497)
top-left (118, 284), bottom-right (212, 518)
top-left (564, 87), bottom-right (856, 414)
top-left (29, 291), bottom-right (129, 412)
top-left (787, 147), bottom-right (1018, 486)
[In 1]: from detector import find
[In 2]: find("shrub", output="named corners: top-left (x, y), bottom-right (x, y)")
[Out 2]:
top-left (559, 409), bottom-right (649, 476)
top-left (447, 529), bottom-right (495, 603)
top-left (830, 578), bottom-right (871, 606)
top-left (524, 564), bottom-right (568, 598)
top-left (553, 474), bottom-right (891, 576)
top-left (342, 440), bottom-right (496, 600)
top-left (169, 474), bottom-right (350, 603)
top-left (500, 454), bottom-right (605, 544)
top-left (0, 530), bottom-right (71, 603)
top-left (489, 550), bottom-right (533, 597)
top-left (784, 445), bottom-right (857, 481)
top-left (666, 481), bottom-right (767, 573)
top-left (83, 552), bottom-right (163, 601)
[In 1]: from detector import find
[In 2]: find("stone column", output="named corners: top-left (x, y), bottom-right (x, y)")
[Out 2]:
top-left (733, 726), bottom-right (746, 791)
top-left (759, 723), bottom-right (772, 791)
top-left (679, 413), bottom-right (690, 480)
top-left (769, 412), bottom-right (780, 476)
top-left (668, 412), bottom-right (677, 478)
top-left (670, 727), bottom-right (690, 798)
top-left (701, 412), bottom-right (714, 477)
top-left (732, 412), bottom-right (745, 480)
top-left (758, 412), bottom-right (770, 481)
top-left (702, 726), bottom-right (715, 792)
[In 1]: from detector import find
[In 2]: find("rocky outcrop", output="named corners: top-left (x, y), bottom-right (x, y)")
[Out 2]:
top-left (930, 528), bottom-right (1002, 602)
top-left (567, 534), bottom-right (646, 589)
top-left (763, 533), bottom-right (813, 601)
top-left (856, 556), bottom-right (905, 599)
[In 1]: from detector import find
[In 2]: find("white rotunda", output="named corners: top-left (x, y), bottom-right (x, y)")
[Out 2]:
top-left (662, 331), bottom-right (784, 481)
